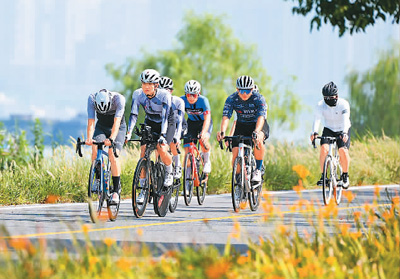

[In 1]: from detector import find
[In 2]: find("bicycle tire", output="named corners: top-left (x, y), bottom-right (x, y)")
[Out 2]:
top-left (232, 156), bottom-right (245, 212)
top-left (107, 171), bottom-right (120, 221)
top-left (196, 155), bottom-right (206, 205)
top-left (183, 153), bottom-right (194, 206)
top-left (322, 155), bottom-right (334, 205)
top-left (248, 155), bottom-right (262, 211)
top-left (88, 160), bottom-right (103, 223)
top-left (132, 158), bottom-right (150, 218)
top-left (335, 163), bottom-right (343, 205)
top-left (153, 162), bottom-right (170, 217)
top-left (169, 178), bottom-right (180, 213)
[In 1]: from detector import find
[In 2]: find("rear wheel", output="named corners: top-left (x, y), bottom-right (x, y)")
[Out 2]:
top-left (322, 156), bottom-right (334, 205)
top-left (249, 155), bottom-right (262, 211)
top-left (232, 157), bottom-right (245, 213)
top-left (169, 178), bottom-right (180, 213)
top-left (88, 160), bottom-right (104, 223)
top-left (153, 162), bottom-right (170, 217)
top-left (183, 153), bottom-right (194, 206)
top-left (132, 158), bottom-right (150, 218)
top-left (107, 173), bottom-right (120, 221)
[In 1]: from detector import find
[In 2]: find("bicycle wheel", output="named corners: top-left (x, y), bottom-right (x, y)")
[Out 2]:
top-left (169, 178), bottom-right (180, 213)
top-left (196, 155), bottom-right (206, 205)
top-left (232, 157), bottom-right (245, 212)
top-left (153, 162), bottom-right (171, 217)
top-left (107, 172), bottom-right (120, 221)
top-left (249, 155), bottom-right (262, 211)
top-left (88, 160), bottom-right (103, 223)
top-left (335, 163), bottom-right (343, 205)
top-left (183, 153), bottom-right (194, 206)
top-left (132, 158), bottom-right (150, 218)
top-left (322, 156), bottom-right (334, 205)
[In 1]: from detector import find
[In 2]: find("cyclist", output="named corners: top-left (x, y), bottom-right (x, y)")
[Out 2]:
top-left (217, 76), bottom-right (269, 182)
top-left (181, 80), bottom-right (212, 174)
top-left (228, 84), bottom-right (259, 137)
top-left (159, 76), bottom-right (186, 179)
top-left (310, 81), bottom-right (351, 189)
top-left (86, 88), bottom-right (126, 204)
top-left (125, 69), bottom-right (174, 188)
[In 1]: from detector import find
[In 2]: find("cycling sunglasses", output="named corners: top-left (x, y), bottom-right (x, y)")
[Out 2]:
top-left (186, 93), bottom-right (199, 97)
top-left (324, 96), bottom-right (338, 100)
top-left (238, 89), bottom-right (253, 95)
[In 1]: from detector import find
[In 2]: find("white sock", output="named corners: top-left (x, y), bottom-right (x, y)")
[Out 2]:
top-left (173, 155), bottom-right (180, 167)
top-left (166, 164), bottom-right (173, 174)
top-left (203, 152), bottom-right (210, 164)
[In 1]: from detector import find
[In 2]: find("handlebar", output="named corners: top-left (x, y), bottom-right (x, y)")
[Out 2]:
top-left (218, 135), bottom-right (254, 152)
top-left (312, 135), bottom-right (338, 149)
top-left (182, 134), bottom-right (209, 152)
top-left (75, 137), bottom-right (119, 158)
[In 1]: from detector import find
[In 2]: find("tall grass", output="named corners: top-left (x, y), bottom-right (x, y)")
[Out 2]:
top-left (0, 136), bottom-right (398, 205)
top-left (0, 189), bottom-right (398, 278)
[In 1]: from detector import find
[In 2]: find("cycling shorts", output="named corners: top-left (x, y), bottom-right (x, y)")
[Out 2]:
top-left (93, 121), bottom-right (126, 152)
top-left (232, 120), bottom-right (269, 148)
top-left (321, 127), bottom-right (351, 149)
top-left (183, 119), bottom-right (213, 146)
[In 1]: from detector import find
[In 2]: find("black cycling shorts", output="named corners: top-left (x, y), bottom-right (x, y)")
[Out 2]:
top-left (321, 127), bottom-right (351, 149)
top-left (183, 119), bottom-right (213, 146)
top-left (232, 120), bottom-right (269, 148)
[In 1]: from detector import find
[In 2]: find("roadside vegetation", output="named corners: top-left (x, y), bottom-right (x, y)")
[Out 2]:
top-left (0, 185), bottom-right (398, 278)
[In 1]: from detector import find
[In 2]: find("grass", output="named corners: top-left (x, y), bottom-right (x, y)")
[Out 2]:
top-left (0, 135), bottom-right (398, 205)
top-left (0, 187), bottom-right (399, 278)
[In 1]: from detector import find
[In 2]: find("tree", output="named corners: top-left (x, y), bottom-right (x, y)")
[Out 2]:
top-left (347, 45), bottom-right (400, 137)
top-left (286, 0), bottom-right (400, 36)
top-left (106, 12), bottom-right (301, 132)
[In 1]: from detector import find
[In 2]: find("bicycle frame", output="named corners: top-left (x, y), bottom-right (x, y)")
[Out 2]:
top-left (95, 144), bottom-right (112, 196)
top-left (237, 141), bottom-right (254, 193)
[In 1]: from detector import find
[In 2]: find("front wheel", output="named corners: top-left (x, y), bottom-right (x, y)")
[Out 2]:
top-left (335, 163), bottom-right (343, 205)
top-left (322, 156), bottom-right (334, 205)
top-left (232, 157), bottom-right (245, 213)
top-left (153, 162), bottom-right (171, 217)
top-left (88, 160), bottom-right (104, 223)
top-left (107, 178), bottom-right (120, 221)
top-left (132, 158), bottom-right (150, 218)
top-left (169, 178), bottom-right (180, 213)
top-left (183, 153), bottom-right (194, 206)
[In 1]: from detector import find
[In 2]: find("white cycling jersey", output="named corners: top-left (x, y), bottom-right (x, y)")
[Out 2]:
top-left (312, 98), bottom-right (351, 134)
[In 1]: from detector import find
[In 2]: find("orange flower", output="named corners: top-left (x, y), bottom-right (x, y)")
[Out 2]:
top-left (136, 228), bottom-right (143, 236)
top-left (392, 196), bottom-right (400, 205)
top-left (116, 257), bottom-right (133, 272)
top-left (297, 266), bottom-right (309, 278)
top-left (237, 255), bottom-right (250, 265)
top-left (350, 231), bottom-right (362, 240)
top-left (339, 223), bottom-right (351, 236)
top-left (374, 186), bottom-right (380, 198)
top-left (82, 224), bottom-right (90, 234)
top-left (293, 181), bottom-right (305, 194)
top-left (342, 191), bottom-right (355, 203)
top-left (9, 238), bottom-right (30, 251)
top-left (103, 237), bottom-right (116, 247)
top-left (206, 260), bottom-right (231, 279)
top-left (302, 248), bottom-right (315, 258)
top-left (45, 195), bottom-right (60, 204)
top-left (326, 256), bottom-right (336, 265)
top-left (278, 225), bottom-right (288, 235)
top-left (353, 211), bottom-right (362, 221)
top-left (89, 256), bottom-right (100, 266)
top-left (292, 165), bottom-right (310, 179)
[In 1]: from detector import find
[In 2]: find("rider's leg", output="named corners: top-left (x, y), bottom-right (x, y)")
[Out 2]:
top-left (158, 143), bottom-right (173, 186)
top-left (109, 148), bottom-right (121, 193)
top-left (319, 144), bottom-right (329, 172)
top-left (338, 147), bottom-right (350, 173)
top-left (232, 147), bottom-right (239, 171)
top-left (91, 145), bottom-right (98, 162)
top-left (170, 142), bottom-right (181, 178)
top-left (201, 134), bottom-right (211, 173)
top-left (254, 131), bottom-right (265, 170)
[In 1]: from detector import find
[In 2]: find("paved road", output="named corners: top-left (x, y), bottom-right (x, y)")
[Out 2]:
top-left (0, 185), bottom-right (398, 253)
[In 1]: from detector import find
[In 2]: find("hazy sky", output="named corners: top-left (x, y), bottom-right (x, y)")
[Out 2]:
top-left (0, 0), bottom-right (398, 140)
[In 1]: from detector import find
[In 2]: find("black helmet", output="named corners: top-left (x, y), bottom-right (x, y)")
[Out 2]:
top-left (322, 81), bottom-right (338, 96)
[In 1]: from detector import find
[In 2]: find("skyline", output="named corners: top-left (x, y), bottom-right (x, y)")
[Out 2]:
top-left (0, 0), bottom-right (398, 140)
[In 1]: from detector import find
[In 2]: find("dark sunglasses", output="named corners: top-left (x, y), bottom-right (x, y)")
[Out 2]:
top-left (324, 96), bottom-right (338, 100)
top-left (238, 89), bottom-right (252, 95)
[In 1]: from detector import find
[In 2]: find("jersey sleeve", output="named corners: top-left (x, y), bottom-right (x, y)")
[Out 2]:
top-left (222, 95), bottom-right (234, 119)
top-left (161, 92), bottom-right (172, 135)
top-left (203, 97), bottom-right (211, 114)
top-left (342, 100), bottom-right (351, 133)
top-left (87, 94), bottom-right (96, 120)
top-left (114, 94), bottom-right (125, 118)
top-left (256, 95), bottom-right (267, 119)
top-left (312, 102), bottom-right (323, 134)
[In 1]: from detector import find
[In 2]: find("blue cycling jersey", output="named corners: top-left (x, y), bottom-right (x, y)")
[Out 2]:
top-left (181, 95), bottom-right (211, 122)
top-left (222, 92), bottom-right (267, 123)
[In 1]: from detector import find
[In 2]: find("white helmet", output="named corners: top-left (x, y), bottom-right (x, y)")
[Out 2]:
top-left (159, 76), bottom-right (174, 90)
top-left (140, 69), bottom-right (160, 83)
top-left (184, 80), bottom-right (201, 94)
top-left (253, 84), bottom-right (259, 93)
top-left (95, 89), bottom-right (112, 113)
top-left (236, 75), bottom-right (254, 90)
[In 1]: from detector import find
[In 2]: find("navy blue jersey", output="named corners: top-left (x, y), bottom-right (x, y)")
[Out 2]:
top-left (181, 95), bottom-right (211, 122)
top-left (222, 92), bottom-right (267, 123)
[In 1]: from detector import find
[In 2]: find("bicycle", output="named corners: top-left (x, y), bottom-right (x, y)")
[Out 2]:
top-left (312, 136), bottom-right (343, 205)
top-left (76, 137), bottom-right (120, 222)
top-left (182, 135), bottom-right (208, 206)
top-left (129, 124), bottom-right (172, 218)
top-left (219, 136), bottom-right (263, 212)
top-left (169, 142), bottom-right (182, 213)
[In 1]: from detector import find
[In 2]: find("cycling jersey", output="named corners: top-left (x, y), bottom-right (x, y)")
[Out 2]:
top-left (170, 95), bottom-right (185, 140)
top-left (222, 92), bottom-right (267, 123)
top-left (181, 95), bottom-right (211, 122)
top-left (87, 91), bottom-right (126, 126)
top-left (312, 98), bottom-right (351, 134)
top-left (128, 88), bottom-right (171, 135)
